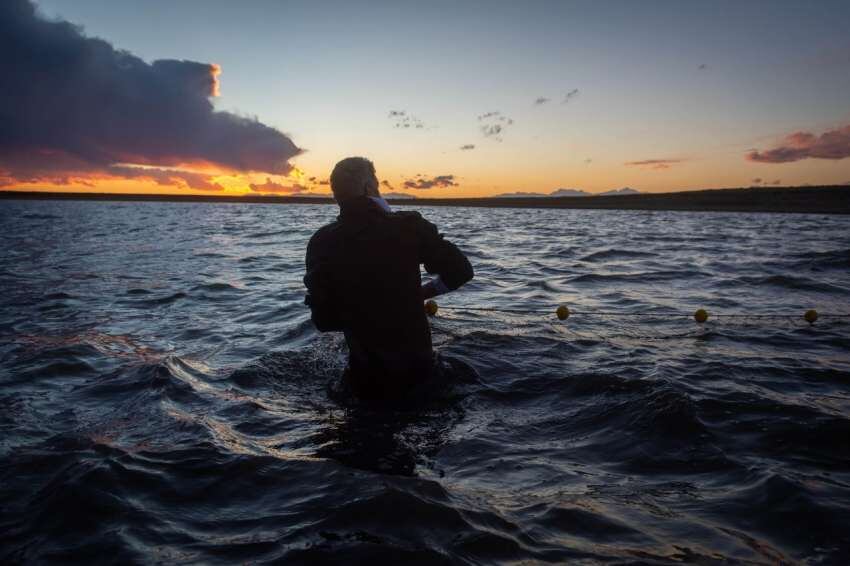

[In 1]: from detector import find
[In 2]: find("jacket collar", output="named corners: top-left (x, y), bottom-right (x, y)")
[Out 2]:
top-left (337, 196), bottom-right (390, 222)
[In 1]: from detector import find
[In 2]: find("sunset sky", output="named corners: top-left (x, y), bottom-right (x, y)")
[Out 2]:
top-left (2, 0), bottom-right (850, 197)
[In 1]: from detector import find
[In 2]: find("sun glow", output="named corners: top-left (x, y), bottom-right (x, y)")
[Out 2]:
top-left (210, 63), bottom-right (221, 97)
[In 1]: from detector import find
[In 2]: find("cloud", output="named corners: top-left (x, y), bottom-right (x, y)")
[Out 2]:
top-left (0, 0), bottom-right (301, 191)
top-left (380, 179), bottom-right (395, 191)
top-left (249, 178), bottom-right (307, 194)
top-left (388, 110), bottom-right (424, 129)
top-left (534, 97), bottom-right (550, 106)
top-left (109, 165), bottom-right (226, 191)
top-left (459, 144), bottom-right (476, 151)
top-left (746, 125), bottom-right (850, 163)
top-left (624, 158), bottom-right (684, 170)
top-left (752, 177), bottom-right (762, 184)
top-left (562, 89), bottom-right (580, 104)
top-left (402, 174), bottom-right (458, 190)
top-left (584, 158), bottom-right (593, 164)
top-left (698, 63), bottom-right (708, 70)
top-left (478, 111), bottom-right (514, 141)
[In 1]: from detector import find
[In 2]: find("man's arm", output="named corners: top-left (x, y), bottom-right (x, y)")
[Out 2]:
top-left (416, 215), bottom-right (474, 295)
top-left (304, 234), bottom-right (345, 332)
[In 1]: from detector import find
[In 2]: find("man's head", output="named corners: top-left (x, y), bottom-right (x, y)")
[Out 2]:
top-left (330, 157), bottom-right (380, 202)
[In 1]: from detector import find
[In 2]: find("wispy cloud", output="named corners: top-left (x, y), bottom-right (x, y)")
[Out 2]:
top-left (388, 110), bottom-right (425, 129)
top-left (403, 174), bottom-right (458, 190)
top-left (562, 89), bottom-right (580, 104)
top-left (478, 111), bottom-right (514, 141)
top-left (625, 158), bottom-right (684, 170)
top-left (459, 144), bottom-right (476, 151)
top-left (534, 97), bottom-right (550, 106)
top-left (698, 63), bottom-right (709, 70)
top-left (0, 0), bottom-right (300, 191)
top-left (747, 125), bottom-right (850, 163)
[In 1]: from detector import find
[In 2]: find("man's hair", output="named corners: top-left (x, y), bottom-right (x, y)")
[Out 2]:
top-left (330, 157), bottom-right (376, 201)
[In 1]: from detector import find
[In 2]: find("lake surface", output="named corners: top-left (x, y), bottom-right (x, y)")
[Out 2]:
top-left (1, 199), bottom-right (849, 564)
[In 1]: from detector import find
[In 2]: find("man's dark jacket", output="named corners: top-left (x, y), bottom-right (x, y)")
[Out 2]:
top-left (304, 196), bottom-right (473, 396)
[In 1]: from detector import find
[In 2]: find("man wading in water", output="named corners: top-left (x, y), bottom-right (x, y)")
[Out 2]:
top-left (304, 157), bottom-right (474, 400)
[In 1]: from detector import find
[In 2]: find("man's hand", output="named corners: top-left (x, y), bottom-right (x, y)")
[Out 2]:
top-left (421, 282), bottom-right (438, 302)
top-left (421, 276), bottom-right (450, 302)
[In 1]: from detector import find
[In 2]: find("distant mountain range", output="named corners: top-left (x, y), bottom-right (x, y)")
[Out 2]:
top-left (494, 187), bottom-right (640, 198)
top-left (383, 188), bottom-right (640, 199)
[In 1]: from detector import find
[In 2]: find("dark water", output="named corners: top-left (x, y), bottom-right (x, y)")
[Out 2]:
top-left (1, 199), bottom-right (849, 564)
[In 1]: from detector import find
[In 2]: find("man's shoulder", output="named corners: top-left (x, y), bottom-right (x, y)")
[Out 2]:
top-left (388, 209), bottom-right (430, 227)
top-left (389, 209), bottom-right (423, 220)
top-left (388, 210), bottom-right (439, 237)
top-left (308, 220), bottom-right (342, 249)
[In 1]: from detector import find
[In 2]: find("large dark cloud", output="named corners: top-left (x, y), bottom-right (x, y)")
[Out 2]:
top-left (746, 125), bottom-right (850, 163)
top-left (403, 174), bottom-right (457, 190)
top-left (0, 0), bottom-right (301, 189)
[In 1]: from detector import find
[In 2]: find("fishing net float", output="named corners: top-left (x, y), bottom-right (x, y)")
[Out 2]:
top-left (423, 301), bottom-right (847, 325)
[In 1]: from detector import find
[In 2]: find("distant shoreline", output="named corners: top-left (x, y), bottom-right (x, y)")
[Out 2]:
top-left (2, 186), bottom-right (849, 215)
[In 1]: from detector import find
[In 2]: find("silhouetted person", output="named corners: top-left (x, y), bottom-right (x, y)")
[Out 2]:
top-left (304, 157), bottom-right (473, 400)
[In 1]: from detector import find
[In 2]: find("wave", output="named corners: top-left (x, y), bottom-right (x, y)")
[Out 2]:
top-left (580, 248), bottom-right (658, 262)
top-left (569, 270), bottom-right (706, 283)
top-left (733, 274), bottom-right (848, 293)
top-left (191, 282), bottom-right (243, 292)
top-left (21, 213), bottom-right (61, 220)
top-left (120, 291), bottom-right (187, 306)
top-left (790, 248), bottom-right (850, 271)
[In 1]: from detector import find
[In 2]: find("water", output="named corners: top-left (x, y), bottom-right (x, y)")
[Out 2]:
top-left (1, 199), bottom-right (849, 564)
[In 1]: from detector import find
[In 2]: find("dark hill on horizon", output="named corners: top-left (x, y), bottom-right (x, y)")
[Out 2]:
top-left (2, 185), bottom-right (849, 215)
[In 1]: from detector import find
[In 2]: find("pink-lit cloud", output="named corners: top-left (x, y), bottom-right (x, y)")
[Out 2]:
top-left (624, 158), bottom-right (684, 170)
top-left (747, 125), bottom-right (850, 163)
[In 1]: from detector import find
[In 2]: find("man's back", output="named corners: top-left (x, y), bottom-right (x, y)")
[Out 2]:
top-left (305, 196), bottom-right (473, 398)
